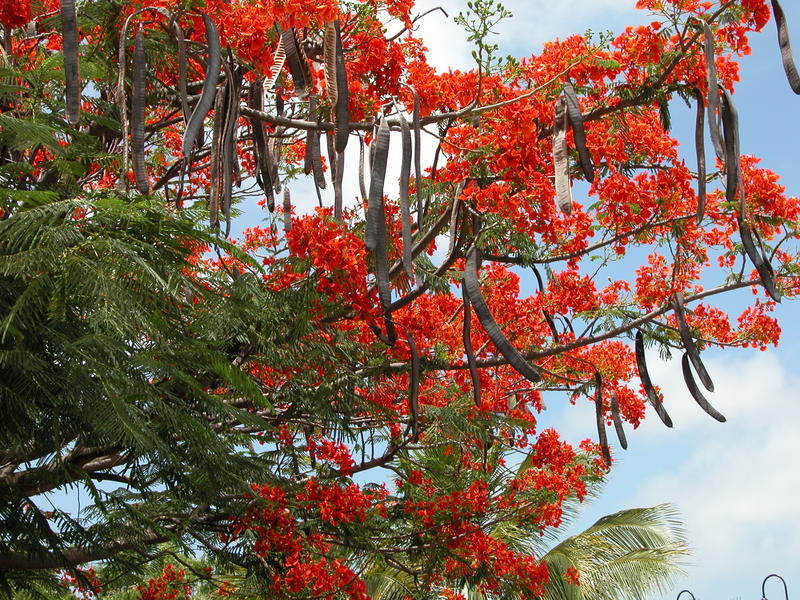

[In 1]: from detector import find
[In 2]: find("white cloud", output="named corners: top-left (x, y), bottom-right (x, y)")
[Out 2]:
top-left (552, 349), bottom-right (800, 600)
top-left (413, 0), bottom-right (642, 72)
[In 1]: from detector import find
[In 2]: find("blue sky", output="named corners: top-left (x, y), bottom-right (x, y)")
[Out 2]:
top-left (406, 1), bottom-right (800, 599)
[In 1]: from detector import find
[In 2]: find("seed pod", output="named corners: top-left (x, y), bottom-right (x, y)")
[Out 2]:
top-left (552, 95), bottom-right (572, 214)
top-left (463, 287), bottom-right (482, 407)
top-left (306, 98), bottom-right (326, 190)
top-left (562, 81), bottom-right (594, 182)
top-left (61, 0), bottom-right (81, 125)
top-left (208, 86), bottom-right (226, 229)
top-left (409, 85), bottom-right (423, 225)
top-left (719, 88), bottom-right (742, 216)
top-left (703, 22), bottom-right (725, 161)
top-left (266, 37), bottom-right (286, 90)
top-left (248, 78), bottom-right (274, 211)
top-left (358, 133), bottom-right (368, 201)
top-left (610, 391), bottom-right (628, 450)
top-left (131, 31), bottom-right (149, 195)
top-left (693, 89), bottom-right (707, 223)
top-left (182, 13), bottom-right (221, 159)
top-left (172, 22), bottom-right (190, 124)
top-left (399, 112), bottom-right (414, 279)
top-left (681, 353), bottom-right (726, 422)
top-left (738, 216), bottom-right (782, 303)
top-left (281, 28), bottom-right (310, 99)
top-left (407, 331), bottom-right (421, 441)
top-left (332, 21), bottom-right (349, 152)
top-left (463, 247), bottom-right (541, 383)
top-left (672, 293), bottom-right (714, 392)
top-left (282, 187), bottom-right (292, 232)
top-left (770, 0), bottom-right (800, 94)
top-left (634, 330), bottom-right (673, 427)
top-left (594, 371), bottom-right (611, 465)
top-left (365, 117), bottom-right (390, 251)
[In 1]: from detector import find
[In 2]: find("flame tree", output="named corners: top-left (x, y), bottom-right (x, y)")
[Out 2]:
top-left (0, 0), bottom-right (798, 597)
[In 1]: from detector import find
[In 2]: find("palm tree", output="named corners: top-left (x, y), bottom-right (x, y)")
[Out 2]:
top-left (538, 503), bottom-right (689, 600)
top-left (362, 502), bottom-right (689, 600)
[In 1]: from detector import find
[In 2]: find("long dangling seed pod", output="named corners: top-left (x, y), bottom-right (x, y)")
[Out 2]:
top-left (406, 331), bottom-right (420, 441)
top-left (770, 0), bottom-right (800, 94)
top-left (366, 117), bottom-right (390, 251)
top-left (738, 216), bottom-right (782, 302)
top-left (408, 85), bottom-right (423, 225)
top-left (249, 78), bottom-right (274, 210)
top-left (208, 86), bottom-right (226, 229)
top-left (358, 133), bottom-right (368, 200)
top-left (61, 0), bottom-right (81, 125)
top-left (552, 95), bottom-right (572, 214)
top-left (282, 187), bottom-right (292, 232)
top-left (610, 391), bottom-right (628, 450)
top-left (693, 88), bottom-right (707, 223)
top-left (399, 112), bottom-right (414, 279)
top-left (323, 21), bottom-right (338, 106)
top-left (681, 353), bottom-right (726, 422)
top-left (594, 371), bottom-right (611, 465)
top-left (306, 97), bottom-right (326, 190)
top-left (281, 28), bottom-right (310, 99)
top-left (463, 286), bottom-right (481, 407)
top-left (446, 183), bottom-right (463, 260)
top-left (219, 63), bottom-right (241, 236)
top-left (171, 21), bottom-right (190, 124)
top-left (131, 31), bottom-right (149, 195)
top-left (181, 13), bottom-right (221, 159)
top-left (334, 149), bottom-right (345, 220)
top-left (463, 246), bottom-right (541, 383)
top-left (265, 37), bottom-right (286, 90)
top-left (562, 81), bottom-right (594, 183)
top-left (530, 265), bottom-right (559, 342)
top-left (672, 293), bottom-right (714, 392)
top-left (634, 330), bottom-right (673, 427)
top-left (332, 21), bottom-right (349, 153)
top-left (703, 22), bottom-right (725, 161)
top-left (719, 88), bottom-right (742, 216)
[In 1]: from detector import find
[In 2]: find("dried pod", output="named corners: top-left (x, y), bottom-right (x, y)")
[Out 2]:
top-left (406, 331), bottom-right (421, 441)
top-left (358, 133), bottom-right (368, 200)
top-left (594, 371), bottom-right (611, 465)
top-left (266, 37), bottom-right (286, 90)
top-left (332, 21), bottom-right (349, 152)
top-left (172, 22), bottom-right (190, 124)
top-left (323, 21), bottom-right (338, 106)
top-left (399, 112), bottom-right (414, 279)
top-left (681, 353), bottom-right (726, 422)
top-left (281, 28), bottom-right (310, 99)
top-left (131, 31), bottom-right (149, 195)
top-left (463, 287), bottom-right (482, 407)
top-left (208, 86), bottom-right (226, 229)
top-left (409, 85), bottom-right (423, 224)
top-left (703, 22), bottom-right (725, 161)
top-left (182, 13), bottom-right (221, 159)
top-left (248, 78), bottom-right (274, 210)
top-left (463, 247), bottom-right (541, 383)
top-left (634, 330), bottom-right (673, 427)
top-left (610, 391), bottom-right (628, 450)
top-left (693, 89), bottom-right (707, 223)
top-left (672, 293), bottom-right (714, 392)
top-left (738, 216), bottom-right (782, 302)
top-left (282, 187), bottom-right (292, 232)
top-left (562, 81), bottom-right (594, 182)
top-left (60, 0), bottom-right (81, 125)
top-left (770, 0), bottom-right (800, 94)
top-left (552, 95), bottom-right (572, 214)
top-left (719, 88), bottom-right (742, 215)
top-left (365, 117), bottom-right (390, 251)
